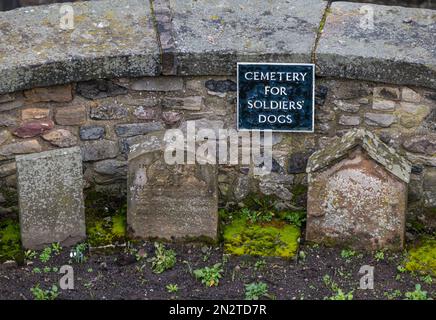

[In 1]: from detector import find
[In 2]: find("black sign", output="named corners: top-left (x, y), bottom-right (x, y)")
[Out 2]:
top-left (237, 63), bottom-right (315, 132)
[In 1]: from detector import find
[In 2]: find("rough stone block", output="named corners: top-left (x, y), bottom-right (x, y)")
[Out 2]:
top-left (81, 140), bottom-right (118, 161)
top-left (12, 120), bottom-right (54, 138)
top-left (0, 130), bottom-right (11, 146)
top-left (333, 100), bottom-right (360, 113)
top-left (76, 80), bottom-right (128, 100)
top-left (79, 125), bottom-right (105, 140)
top-left (401, 87), bottom-right (421, 102)
top-left (0, 0), bottom-right (160, 94)
top-left (364, 113), bottom-right (396, 127)
top-left (0, 114), bottom-right (18, 127)
top-left (162, 96), bottom-right (204, 111)
top-left (42, 129), bottom-right (78, 148)
top-left (24, 85), bottom-right (72, 103)
top-left (372, 99), bottom-right (396, 111)
top-left (115, 122), bottom-right (165, 137)
top-left (374, 87), bottom-right (400, 101)
top-left (306, 129), bottom-right (411, 250)
top-left (396, 102), bottom-right (431, 128)
top-left (339, 115), bottom-right (360, 126)
top-left (22, 108), bottom-right (50, 121)
top-left (90, 103), bottom-right (128, 120)
top-left (127, 135), bottom-right (218, 240)
top-left (16, 147), bottom-right (85, 249)
top-left (169, 0), bottom-right (328, 75)
top-left (131, 77), bottom-right (184, 91)
top-left (403, 134), bottom-right (436, 155)
top-left (55, 106), bottom-right (87, 125)
top-left (0, 140), bottom-right (42, 159)
top-left (316, 2), bottom-right (436, 89)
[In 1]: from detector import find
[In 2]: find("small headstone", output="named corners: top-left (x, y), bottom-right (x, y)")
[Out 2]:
top-left (127, 135), bottom-right (218, 241)
top-left (16, 147), bottom-right (85, 249)
top-left (306, 129), bottom-right (411, 250)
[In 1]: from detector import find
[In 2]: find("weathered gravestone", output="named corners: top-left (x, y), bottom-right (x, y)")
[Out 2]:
top-left (16, 147), bottom-right (85, 249)
top-left (127, 135), bottom-right (218, 240)
top-left (306, 129), bottom-right (411, 250)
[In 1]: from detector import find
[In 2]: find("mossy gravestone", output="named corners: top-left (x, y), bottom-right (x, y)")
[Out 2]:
top-left (127, 135), bottom-right (218, 241)
top-left (16, 147), bottom-right (85, 249)
top-left (306, 129), bottom-right (411, 250)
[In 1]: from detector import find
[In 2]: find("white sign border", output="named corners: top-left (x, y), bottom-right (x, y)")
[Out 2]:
top-left (236, 62), bottom-right (316, 133)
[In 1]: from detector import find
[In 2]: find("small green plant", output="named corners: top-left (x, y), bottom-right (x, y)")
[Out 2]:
top-left (323, 274), bottom-right (353, 300)
top-left (421, 275), bottom-right (433, 285)
top-left (397, 265), bottom-right (406, 273)
top-left (166, 284), bottom-right (179, 293)
top-left (404, 284), bottom-right (430, 300)
top-left (299, 250), bottom-right (307, 261)
top-left (245, 282), bottom-right (269, 300)
top-left (201, 246), bottom-right (213, 262)
top-left (240, 208), bottom-right (273, 224)
top-left (194, 263), bottom-right (223, 287)
top-left (32, 267), bottom-right (41, 274)
top-left (374, 250), bottom-right (385, 262)
top-left (254, 259), bottom-right (266, 271)
top-left (51, 243), bottom-right (62, 255)
top-left (30, 284), bottom-right (59, 300)
top-left (183, 260), bottom-right (193, 275)
top-left (70, 243), bottom-right (87, 263)
top-left (340, 249), bottom-right (356, 262)
top-left (384, 289), bottom-right (402, 300)
top-left (283, 211), bottom-right (306, 227)
top-left (39, 247), bottom-right (52, 263)
top-left (24, 250), bottom-right (37, 260)
top-left (135, 249), bottom-right (147, 262)
top-left (150, 242), bottom-right (176, 274)
top-left (222, 254), bottom-right (231, 266)
top-left (43, 266), bottom-right (51, 273)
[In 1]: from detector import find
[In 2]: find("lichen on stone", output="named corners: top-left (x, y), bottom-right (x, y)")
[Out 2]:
top-left (307, 129), bottom-right (411, 183)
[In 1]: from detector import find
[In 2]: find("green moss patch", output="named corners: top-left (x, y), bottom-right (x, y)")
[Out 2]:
top-left (87, 213), bottom-right (126, 247)
top-left (405, 237), bottom-right (436, 276)
top-left (0, 219), bottom-right (22, 261)
top-left (85, 189), bottom-right (127, 247)
top-left (223, 217), bottom-right (300, 259)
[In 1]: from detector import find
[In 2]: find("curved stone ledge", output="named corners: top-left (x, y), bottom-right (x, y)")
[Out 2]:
top-left (0, 0), bottom-right (435, 94)
top-left (316, 2), bottom-right (436, 89)
top-left (167, 0), bottom-right (328, 75)
top-left (0, 0), bottom-right (160, 94)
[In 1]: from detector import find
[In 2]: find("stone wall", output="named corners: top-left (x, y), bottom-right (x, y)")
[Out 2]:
top-left (0, 0), bottom-right (435, 231)
top-left (1, 77), bottom-right (435, 229)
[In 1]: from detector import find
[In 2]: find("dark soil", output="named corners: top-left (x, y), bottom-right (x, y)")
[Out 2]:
top-left (0, 241), bottom-right (434, 300)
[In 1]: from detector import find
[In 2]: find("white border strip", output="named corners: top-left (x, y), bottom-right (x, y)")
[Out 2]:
top-left (236, 62), bottom-right (315, 133)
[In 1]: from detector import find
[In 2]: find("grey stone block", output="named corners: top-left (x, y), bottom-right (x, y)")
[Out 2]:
top-left (127, 135), bottom-right (218, 240)
top-left (0, 0), bottom-right (160, 94)
top-left (364, 113), bottom-right (396, 127)
top-left (81, 140), bottom-right (118, 161)
top-left (16, 147), bottom-right (85, 249)
top-left (115, 122), bottom-right (165, 137)
top-left (169, 0), bottom-right (328, 75)
top-left (130, 77), bottom-right (184, 91)
top-left (316, 2), bottom-right (436, 89)
top-left (79, 125), bottom-right (105, 140)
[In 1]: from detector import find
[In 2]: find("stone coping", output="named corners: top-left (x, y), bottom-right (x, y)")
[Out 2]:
top-left (0, 0), bottom-right (434, 94)
top-left (0, 0), bottom-right (160, 94)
